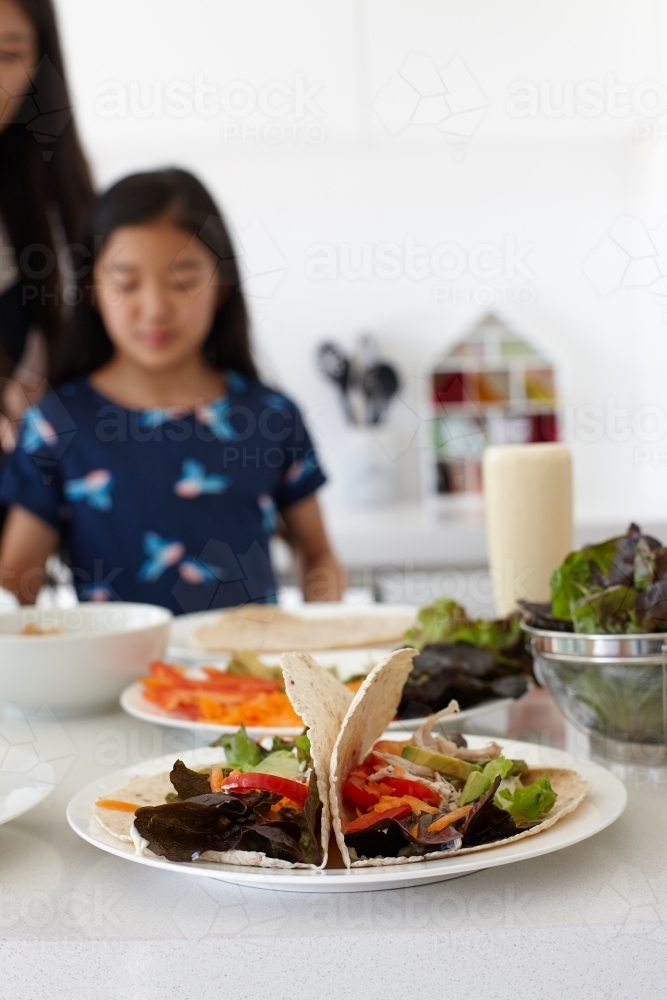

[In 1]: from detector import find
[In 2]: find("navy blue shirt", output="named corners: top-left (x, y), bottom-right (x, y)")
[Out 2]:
top-left (0, 373), bottom-right (326, 613)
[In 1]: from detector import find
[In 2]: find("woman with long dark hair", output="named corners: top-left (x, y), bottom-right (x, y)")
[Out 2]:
top-left (0, 0), bottom-right (93, 449)
top-left (0, 168), bottom-right (344, 610)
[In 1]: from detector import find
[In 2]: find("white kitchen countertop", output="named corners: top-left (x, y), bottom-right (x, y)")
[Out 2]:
top-left (0, 699), bottom-right (664, 1000)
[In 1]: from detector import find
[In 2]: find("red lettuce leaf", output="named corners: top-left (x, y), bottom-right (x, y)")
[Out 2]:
top-left (345, 810), bottom-right (461, 860)
top-left (134, 770), bottom-right (323, 866)
top-left (461, 777), bottom-right (518, 847)
top-left (170, 759), bottom-right (214, 799)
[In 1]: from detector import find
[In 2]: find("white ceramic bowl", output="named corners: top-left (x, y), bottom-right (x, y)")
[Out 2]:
top-left (0, 603), bottom-right (172, 714)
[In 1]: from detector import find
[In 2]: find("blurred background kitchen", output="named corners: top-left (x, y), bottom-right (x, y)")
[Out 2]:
top-left (5, 0), bottom-right (667, 610)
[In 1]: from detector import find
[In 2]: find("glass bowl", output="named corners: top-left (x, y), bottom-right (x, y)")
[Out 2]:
top-left (523, 626), bottom-right (667, 765)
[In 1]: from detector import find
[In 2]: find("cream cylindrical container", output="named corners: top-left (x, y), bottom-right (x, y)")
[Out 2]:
top-left (483, 443), bottom-right (573, 616)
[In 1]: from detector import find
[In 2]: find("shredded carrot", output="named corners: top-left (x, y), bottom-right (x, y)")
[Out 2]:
top-left (198, 691), bottom-right (302, 726)
top-left (372, 794), bottom-right (439, 816)
top-left (96, 799), bottom-right (141, 813)
top-left (373, 796), bottom-right (407, 813)
top-left (209, 767), bottom-right (224, 793)
top-left (427, 805), bottom-right (473, 834)
top-left (373, 740), bottom-right (410, 756)
top-left (399, 796), bottom-right (438, 815)
top-left (269, 796), bottom-right (296, 816)
top-left (409, 823), bottom-right (419, 838)
top-left (372, 781), bottom-right (395, 796)
top-left (140, 661), bottom-right (303, 727)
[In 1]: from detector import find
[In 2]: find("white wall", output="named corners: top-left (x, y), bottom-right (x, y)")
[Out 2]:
top-left (53, 0), bottom-right (667, 525)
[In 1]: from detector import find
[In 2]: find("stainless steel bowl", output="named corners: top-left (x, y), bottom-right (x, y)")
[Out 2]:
top-left (523, 625), bottom-right (667, 764)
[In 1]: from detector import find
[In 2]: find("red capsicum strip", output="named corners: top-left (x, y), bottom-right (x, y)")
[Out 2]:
top-left (382, 777), bottom-right (440, 804)
top-left (343, 776), bottom-right (381, 808)
top-left (222, 772), bottom-right (308, 807)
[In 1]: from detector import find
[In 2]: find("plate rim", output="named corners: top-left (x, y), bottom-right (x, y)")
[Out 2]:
top-left (0, 750), bottom-right (57, 826)
top-left (66, 735), bottom-right (627, 890)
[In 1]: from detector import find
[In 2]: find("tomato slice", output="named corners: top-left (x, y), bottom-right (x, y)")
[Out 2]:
top-left (343, 776), bottom-right (380, 809)
top-left (343, 803), bottom-right (412, 834)
top-left (222, 772), bottom-right (308, 807)
top-left (383, 778), bottom-right (440, 804)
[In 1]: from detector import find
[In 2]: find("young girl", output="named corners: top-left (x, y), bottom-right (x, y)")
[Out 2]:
top-left (0, 169), bottom-right (344, 612)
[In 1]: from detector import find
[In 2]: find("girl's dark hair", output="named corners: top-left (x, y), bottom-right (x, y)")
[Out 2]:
top-left (0, 0), bottom-right (94, 372)
top-left (53, 168), bottom-right (257, 384)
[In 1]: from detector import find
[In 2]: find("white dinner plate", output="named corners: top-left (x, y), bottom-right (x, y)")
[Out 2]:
top-left (168, 603), bottom-right (417, 659)
top-left (119, 648), bottom-right (514, 737)
top-left (66, 735), bottom-right (626, 893)
top-left (0, 745), bottom-right (57, 826)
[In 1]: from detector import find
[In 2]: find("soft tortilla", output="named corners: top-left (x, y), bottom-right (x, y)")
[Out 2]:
top-left (91, 770), bottom-right (323, 868)
top-left (191, 605), bottom-right (416, 653)
top-left (328, 649), bottom-right (590, 869)
top-left (329, 647), bottom-right (418, 868)
top-left (92, 773), bottom-right (173, 843)
top-left (346, 767), bottom-right (591, 868)
top-left (280, 652), bottom-right (354, 865)
top-left (92, 654), bottom-right (355, 870)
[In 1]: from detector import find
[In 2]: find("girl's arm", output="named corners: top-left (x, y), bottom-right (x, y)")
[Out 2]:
top-left (280, 494), bottom-right (346, 602)
top-left (0, 506), bottom-right (58, 604)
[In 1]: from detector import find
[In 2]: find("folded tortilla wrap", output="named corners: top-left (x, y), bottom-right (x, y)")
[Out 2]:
top-left (329, 648), bottom-right (590, 868)
top-left (93, 653), bottom-right (353, 869)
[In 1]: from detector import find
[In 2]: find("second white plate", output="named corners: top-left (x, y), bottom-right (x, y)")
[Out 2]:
top-left (120, 647), bottom-right (514, 736)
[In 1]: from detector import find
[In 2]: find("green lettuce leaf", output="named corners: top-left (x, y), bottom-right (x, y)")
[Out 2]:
top-left (633, 538), bottom-right (655, 592)
top-left (583, 537), bottom-right (621, 578)
top-left (496, 775), bottom-right (522, 798)
top-left (550, 550), bottom-right (594, 620)
top-left (252, 750), bottom-right (301, 778)
top-left (495, 775), bottom-right (557, 822)
top-left (270, 733), bottom-right (312, 766)
top-left (294, 734), bottom-right (312, 765)
top-left (570, 585), bottom-right (638, 634)
top-left (404, 598), bottom-right (522, 654)
top-left (483, 756), bottom-right (514, 781)
top-left (212, 727), bottom-right (264, 771)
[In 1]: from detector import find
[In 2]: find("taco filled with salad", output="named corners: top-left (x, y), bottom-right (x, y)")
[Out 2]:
top-left (329, 649), bottom-right (590, 867)
top-left (92, 652), bottom-right (353, 869)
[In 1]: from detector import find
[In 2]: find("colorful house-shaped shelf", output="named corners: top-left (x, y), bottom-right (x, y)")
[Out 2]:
top-left (427, 313), bottom-right (558, 497)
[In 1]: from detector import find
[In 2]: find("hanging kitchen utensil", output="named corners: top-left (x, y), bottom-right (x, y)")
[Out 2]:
top-left (362, 362), bottom-right (400, 425)
top-left (348, 334), bottom-right (377, 426)
top-left (316, 341), bottom-right (354, 422)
